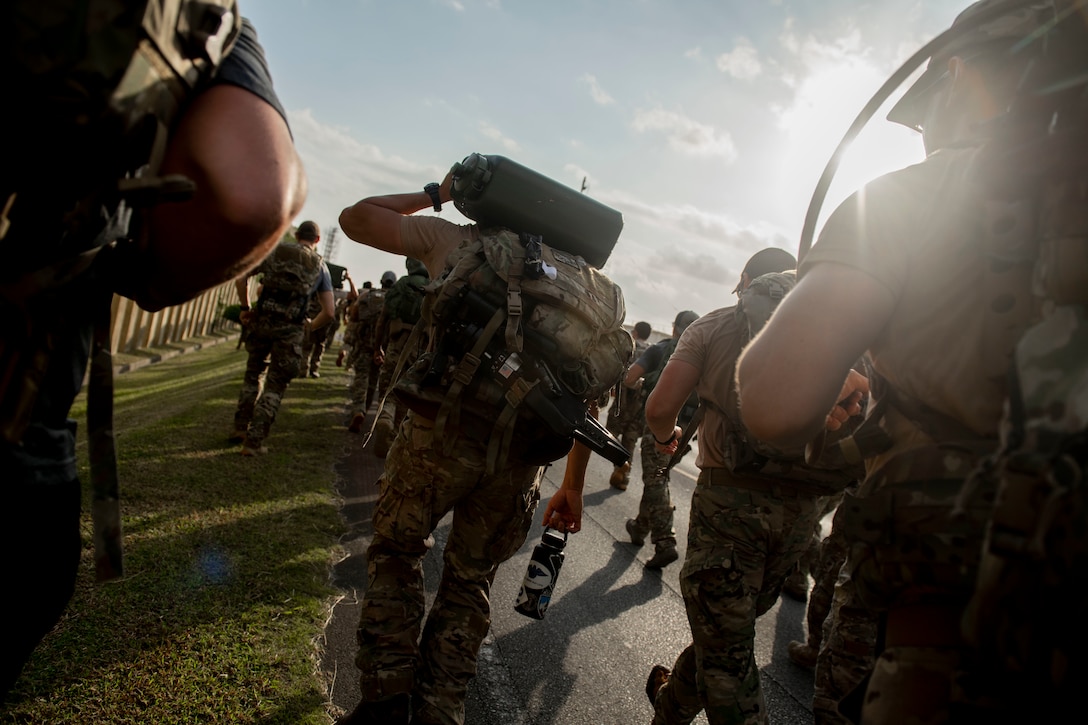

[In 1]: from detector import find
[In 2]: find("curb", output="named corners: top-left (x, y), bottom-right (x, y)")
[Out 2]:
top-left (112, 332), bottom-right (240, 376)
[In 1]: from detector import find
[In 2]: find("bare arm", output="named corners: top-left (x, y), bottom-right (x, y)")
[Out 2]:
top-left (235, 275), bottom-right (252, 308)
top-left (645, 359), bottom-right (700, 453)
top-left (542, 398), bottom-right (601, 534)
top-left (339, 171), bottom-right (454, 256)
top-left (736, 262), bottom-right (893, 448)
top-left (310, 289), bottom-right (336, 330)
top-left (542, 441), bottom-right (592, 534)
top-left (139, 84), bottom-right (305, 311)
top-left (623, 362), bottom-right (647, 388)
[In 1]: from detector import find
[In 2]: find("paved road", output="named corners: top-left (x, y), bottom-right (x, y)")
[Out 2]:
top-left (324, 410), bottom-right (818, 724)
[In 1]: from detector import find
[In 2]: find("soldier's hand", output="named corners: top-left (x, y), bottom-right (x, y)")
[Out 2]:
top-left (336, 350), bottom-right (345, 367)
top-left (825, 369), bottom-right (869, 431)
top-left (374, 349), bottom-right (385, 366)
top-left (240, 309), bottom-right (255, 327)
top-left (653, 426), bottom-right (682, 455)
top-left (542, 488), bottom-right (583, 534)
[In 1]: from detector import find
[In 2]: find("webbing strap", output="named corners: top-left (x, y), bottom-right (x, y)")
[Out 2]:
top-left (433, 306), bottom-right (506, 457)
top-left (88, 287), bottom-right (123, 582)
top-left (505, 246), bottom-right (526, 352)
top-left (487, 403), bottom-right (521, 475)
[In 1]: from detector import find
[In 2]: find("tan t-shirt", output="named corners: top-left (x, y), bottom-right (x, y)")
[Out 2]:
top-left (399, 215), bottom-right (481, 279)
top-left (801, 147), bottom-right (1034, 458)
top-left (669, 305), bottom-right (745, 470)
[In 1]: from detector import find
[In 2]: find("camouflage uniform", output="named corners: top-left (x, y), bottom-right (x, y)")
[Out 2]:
top-left (807, 496), bottom-right (878, 725)
top-left (343, 289), bottom-right (384, 423)
top-left (627, 329), bottom-right (698, 563)
top-left (233, 241), bottom-right (327, 449)
top-left (630, 433), bottom-right (677, 550)
top-left (798, 130), bottom-right (1036, 722)
top-left (651, 295), bottom-right (845, 725)
top-left (653, 478), bottom-right (825, 725)
top-left (606, 336), bottom-right (651, 463)
top-left (372, 263), bottom-right (429, 455)
top-left (300, 294), bottom-right (328, 377)
top-left (356, 410), bottom-right (542, 724)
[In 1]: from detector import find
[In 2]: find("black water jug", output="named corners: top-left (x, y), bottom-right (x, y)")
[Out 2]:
top-left (514, 528), bottom-right (567, 619)
top-left (449, 153), bottom-right (623, 269)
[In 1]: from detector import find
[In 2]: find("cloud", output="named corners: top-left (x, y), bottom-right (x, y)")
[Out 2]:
top-left (596, 189), bottom-right (790, 256)
top-left (772, 27), bottom-right (885, 138)
top-left (630, 108), bottom-right (737, 161)
top-left (579, 73), bottom-right (615, 105)
top-left (685, 46), bottom-right (702, 60)
top-left (478, 122), bottom-right (520, 152)
top-left (716, 39), bottom-right (762, 80)
top-left (439, 0), bottom-right (465, 11)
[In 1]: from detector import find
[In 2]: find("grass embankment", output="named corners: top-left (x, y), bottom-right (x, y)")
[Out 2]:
top-left (2, 338), bottom-right (352, 724)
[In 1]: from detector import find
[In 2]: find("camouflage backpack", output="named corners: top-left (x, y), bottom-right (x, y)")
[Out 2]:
top-left (254, 242), bottom-right (325, 324)
top-left (343, 289), bottom-right (385, 366)
top-left (394, 228), bottom-right (633, 472)
top-left (720, 271), bottom-right (864, 493)
top-left (382, 260), bottom-right (429, 325)
top-left (957, 10), bottom-right (1088, 695)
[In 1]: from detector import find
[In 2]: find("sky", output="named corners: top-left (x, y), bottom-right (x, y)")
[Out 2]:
top-left (244, 0), bottom-right (965, 333)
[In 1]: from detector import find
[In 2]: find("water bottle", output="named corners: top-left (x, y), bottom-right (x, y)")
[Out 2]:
top-left (514, 528), bottom-right (567, 619)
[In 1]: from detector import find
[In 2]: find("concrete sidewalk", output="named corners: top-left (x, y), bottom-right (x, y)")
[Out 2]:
top-left (323, 406), bottom-right (387, 717)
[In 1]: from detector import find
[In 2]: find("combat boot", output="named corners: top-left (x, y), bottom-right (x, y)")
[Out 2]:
top-left (782, 570), bottom-right (809, 602)
top-left (645, 664), bottom-right (671, 706)
top-left (625, 518), bottom-right (647, 546)
top-left (645, 542), bottom-right (679, 570)
top-left (335, 693), bottom-right (410, 724)
top-left (609, 461), bottom-right (631, 491)
top-left (348, 412), bottom-right (365, 433)
top-left (227, 426), bottom-right (248, 444)
top-left (787, 640), bottom-right (818, 669)
top-left (371, 420), bottom-right (394, 458)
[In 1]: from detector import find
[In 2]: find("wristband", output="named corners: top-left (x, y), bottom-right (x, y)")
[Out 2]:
top-left (424, 182), bottom-right (442, 212)
top-left (239, 305), bottom-right (250, 311)
top-left (653, 430), bottom-right (677, 446)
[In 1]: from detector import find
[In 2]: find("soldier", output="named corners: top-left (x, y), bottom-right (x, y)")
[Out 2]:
top-left (336, 170), bottom-right (615, 725)
top-left (605, 320), bottom-right (653, 489)
top-left (230, 221), bottom-right (334, 455)
top-left (367, 271), bottom-right (397, 411)
top-left (337, 276), bottom-right (387, 432)
top-left (643, 249), bottom-right (855, 724)
top-left (736, 1), bottom-right (1069, 720)
top-left (622, 311), bottom-right (700, 570)
top-left (0, 10), bottom-right (305, 698)
top-left (302, 270), bottom-right (356, 379)
top-left (370, 258), bottom-right (429, 458)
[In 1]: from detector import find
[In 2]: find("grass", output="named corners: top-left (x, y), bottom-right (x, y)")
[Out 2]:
top-left (1, 339), bottom-right (352, 724)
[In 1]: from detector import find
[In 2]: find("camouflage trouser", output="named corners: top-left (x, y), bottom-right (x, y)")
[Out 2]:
top-left (233, 321), bottom-right (304, 445)
top-left (606, 387), bottom-right (645, 461)
top-left (366, 360), bottom-right (381, 411)
top-left (787, 492), bottom-right (845, 596)
top-left (347, 347), bottom-right (375, 418)
top-left (355, 413), bottom-right (542, 725)
top-left (840, 476), bottom-right (996, 724)
top-left (812, 506), bottom-right (876, 725)
top-left (375, 330), bottom-right (418, 430)
top-left (631, 432), bottom-right (679, 547)
top-left (653, 469), bottom-right (823, 725)
top-left (301, 325), bottom-right (329, 375)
